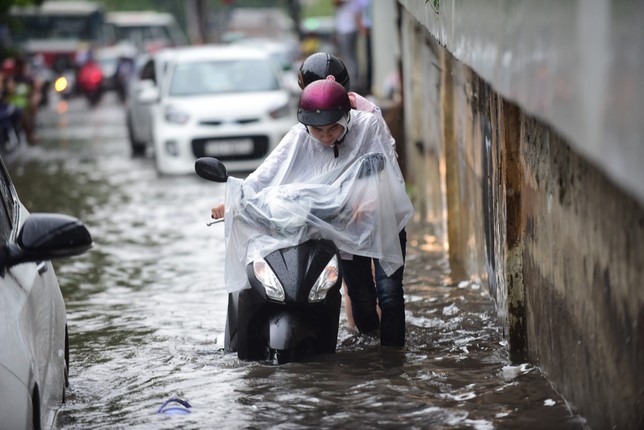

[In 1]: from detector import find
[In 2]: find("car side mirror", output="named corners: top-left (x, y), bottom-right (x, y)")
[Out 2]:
top-left (0, 213), bottom-right (93, 273)
top-left (137, 84), bottom-right (160, 104)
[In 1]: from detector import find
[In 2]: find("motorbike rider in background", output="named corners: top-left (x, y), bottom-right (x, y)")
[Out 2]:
top-left (0, 71), bottom-right (24, 150)
top-left (76, 48), bottom-right (104, 106)
top-left (212, 80), bottom-right (413, 347)
top-left (5, 56), bottom-right (41, 145)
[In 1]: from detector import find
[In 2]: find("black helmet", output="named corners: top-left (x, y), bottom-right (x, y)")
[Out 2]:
top-left (297, 80), bottom-right (351, 126)
top-left (298, 52), bottom-right (350, 91)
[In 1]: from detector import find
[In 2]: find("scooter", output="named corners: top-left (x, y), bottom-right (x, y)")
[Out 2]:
top-left (76, 60), bottom-right (104, 106)
top-left (195, 157), bottom-right (344, 364)
top-left (53, 69), bottom-right (76, 100)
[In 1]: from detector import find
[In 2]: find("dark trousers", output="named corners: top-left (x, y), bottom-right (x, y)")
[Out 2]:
top-left (341, 229), bottom-right (407, 346)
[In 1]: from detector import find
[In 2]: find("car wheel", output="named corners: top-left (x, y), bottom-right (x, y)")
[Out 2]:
top-left (153, 151), bottom-right (166, 177)
top-left (64, 324), bottom-right (70, 388)
top-left (32, 386), bottom-right (42, 430)
top-left (127, 116), bottom-right (146, 156)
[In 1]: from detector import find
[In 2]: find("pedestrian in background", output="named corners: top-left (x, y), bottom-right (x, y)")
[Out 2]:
top-left (333, 0), bottom-right (364, 93)
top-left (4, 56), bottom-right (41, 145)
top-left (359, 0), bottom-right (373, 95)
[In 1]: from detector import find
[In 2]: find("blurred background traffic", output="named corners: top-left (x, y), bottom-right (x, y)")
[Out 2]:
top-left (0, 0), bottom-right (368, 169)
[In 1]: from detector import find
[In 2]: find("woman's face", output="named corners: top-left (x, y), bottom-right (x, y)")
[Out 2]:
top-left (308, 122), bottom-right (345, 147)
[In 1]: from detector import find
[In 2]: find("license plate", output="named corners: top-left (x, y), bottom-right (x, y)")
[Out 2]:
top-left (204, 139), bottom-right (253, 156)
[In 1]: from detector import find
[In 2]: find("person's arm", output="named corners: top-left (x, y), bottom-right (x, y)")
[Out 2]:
top-left (358, 111), bottom-right (403, 183)
top-left (245, 124), bottom-right (301, 192)
top-left (349, 91), bottom-right (377, 113)
top-left (350, 92), bottom-right (396, 151)
top-left (211, 125), bottom-right (302, 217)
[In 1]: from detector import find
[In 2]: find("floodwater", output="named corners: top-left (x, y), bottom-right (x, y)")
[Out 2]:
top-left (6, 93), bottom-right (587, 429)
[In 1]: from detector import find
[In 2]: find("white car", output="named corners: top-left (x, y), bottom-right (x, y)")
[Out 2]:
top-left (126, 49), bottom-right (174, 156)
top-left (0, 156), bottom-right (93, 429)
top-left (141, 45), bottom-right (297, 175)
top-left (230, 37), bottom-right (302, 96)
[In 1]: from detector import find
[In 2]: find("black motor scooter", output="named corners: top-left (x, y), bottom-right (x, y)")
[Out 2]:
top-left (195, 157), bottom-right (343, 364)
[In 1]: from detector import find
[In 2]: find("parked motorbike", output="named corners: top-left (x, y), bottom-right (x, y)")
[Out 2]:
top-left (195, 157), bottom-right (344, 364)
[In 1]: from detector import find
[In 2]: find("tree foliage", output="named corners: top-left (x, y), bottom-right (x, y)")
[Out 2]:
top-left (0, 0), bottom-right (43, 21)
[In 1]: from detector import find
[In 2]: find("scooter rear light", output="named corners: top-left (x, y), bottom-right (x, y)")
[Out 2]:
top-left (89, 69), bottom-right (102, 85)
top-left (308, 254), bottom-right (339, 303)
top-left (253, 259), bottom-right (285, 301)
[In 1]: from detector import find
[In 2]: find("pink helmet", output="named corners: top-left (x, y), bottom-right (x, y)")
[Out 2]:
top-left (297, 80), bottom-right (351, 126)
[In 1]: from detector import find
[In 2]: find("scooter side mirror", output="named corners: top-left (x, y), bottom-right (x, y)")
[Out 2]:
top-left (195, 157), bottom-right (228, 182)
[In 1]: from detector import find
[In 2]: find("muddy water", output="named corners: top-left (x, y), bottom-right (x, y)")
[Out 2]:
top-left (6, 94), bottom-right (586, 429)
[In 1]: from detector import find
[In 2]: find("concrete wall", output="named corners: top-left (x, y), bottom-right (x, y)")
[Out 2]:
top-left (520, 112), bottom-right (644, 429)
top-left (398, 0), bottom-right (644, 209)
top-left (393, 1), bottom-right (644, 428)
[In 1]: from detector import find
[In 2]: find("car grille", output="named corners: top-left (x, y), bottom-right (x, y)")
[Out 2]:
top-left (191, 135), bottom-right (269, 161)
top-left (199, 118), bottom-right (260, 126)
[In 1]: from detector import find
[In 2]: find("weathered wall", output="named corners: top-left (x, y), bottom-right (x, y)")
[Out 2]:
top-left (520, 117), bottom-right (644, 429)
top-left (397, 0), bottom-right (644, 210)
top-left (399, 11), bottom-right (446, 245)
top-left (396, 2), bottom-right (644, 429)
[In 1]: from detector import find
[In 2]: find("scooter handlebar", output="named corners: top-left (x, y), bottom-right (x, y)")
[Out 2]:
top-left (207, 217), bottom-right (224, 226)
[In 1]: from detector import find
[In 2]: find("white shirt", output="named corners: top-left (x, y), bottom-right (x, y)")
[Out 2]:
top-left (334, 0), bottom-right (364, 34)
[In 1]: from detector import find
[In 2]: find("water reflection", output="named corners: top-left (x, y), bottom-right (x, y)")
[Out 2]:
top-left (4, 94), bottom-right (585, 429)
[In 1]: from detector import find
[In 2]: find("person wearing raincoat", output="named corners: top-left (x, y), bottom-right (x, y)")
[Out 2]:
top-left (212, 79), bottom-right (413, 347)
top-left (297, 52), bottom-right (385, 132)
top-left (296, 51), bottom-right (395, 331)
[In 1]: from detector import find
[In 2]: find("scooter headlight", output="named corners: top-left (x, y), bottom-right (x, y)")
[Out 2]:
top-left (253, 259), bottom-right (285, 301)
top-left (54, 76), bottom-right (68, 93)
top-left (308, 254), bottom-right (340, 303)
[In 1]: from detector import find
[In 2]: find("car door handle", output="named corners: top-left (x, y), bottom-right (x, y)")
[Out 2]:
top-left (37, 261), bottom-right (48, 275)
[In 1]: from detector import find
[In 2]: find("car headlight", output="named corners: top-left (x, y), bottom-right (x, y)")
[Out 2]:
top-left (308, 254), bottom-right (339, 303)
top-left (253, 259), bottom-right (285, 301)
top-left (164, 105), bottom-right (190, 124)
top-left (269, 102), bottom-right (290, 119)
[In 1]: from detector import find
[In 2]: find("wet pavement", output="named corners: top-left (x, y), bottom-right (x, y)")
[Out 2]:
top-left (5, 92), bottom-right (587, 429)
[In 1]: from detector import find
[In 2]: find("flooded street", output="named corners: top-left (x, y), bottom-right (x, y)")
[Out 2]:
top-left (6, 93), bottom-right (585, 429)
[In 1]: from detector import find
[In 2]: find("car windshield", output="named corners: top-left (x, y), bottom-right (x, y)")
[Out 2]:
top-left (168, 59), bottom-right (279, 96)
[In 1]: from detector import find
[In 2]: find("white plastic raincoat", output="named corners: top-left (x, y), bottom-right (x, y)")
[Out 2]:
top-left (222, 110), bottom-right (414, 292)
